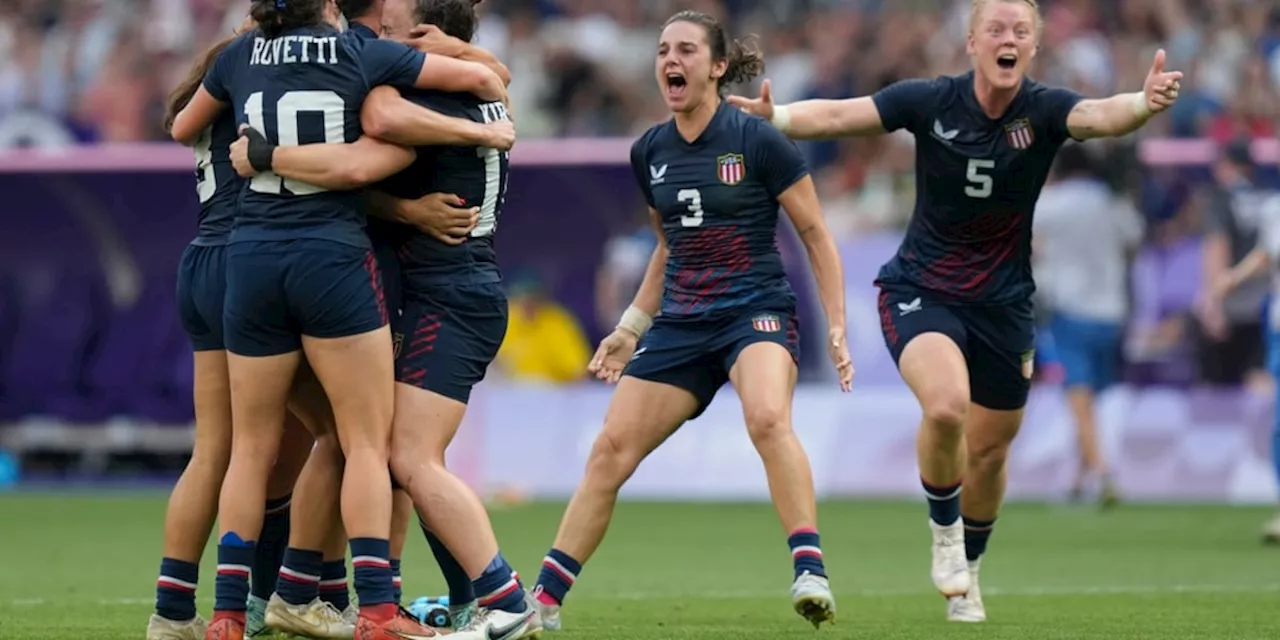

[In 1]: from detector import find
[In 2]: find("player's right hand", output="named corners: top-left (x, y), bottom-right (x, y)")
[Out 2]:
top-left (589, 329), bottom-right (638, 385)
top-left (482, 120), bottom-right (516, 152)
top-left (407, 192), bottom-right (478, 245)
top-left (726, 79), bottom-right (775, 121)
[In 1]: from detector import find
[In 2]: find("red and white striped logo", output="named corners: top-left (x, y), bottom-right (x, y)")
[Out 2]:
top-left (1005, 118), bottom-right (1034, 150)
top-left (717, 153), bottom-right (746, 185)
top-left (751, 314), bottom-right (781, 332)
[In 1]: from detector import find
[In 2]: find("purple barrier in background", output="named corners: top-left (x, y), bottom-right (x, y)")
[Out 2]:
top-left (444, 383), bottom-right (1278, 502)
top-left (0, 142), bottom-right (827, 422)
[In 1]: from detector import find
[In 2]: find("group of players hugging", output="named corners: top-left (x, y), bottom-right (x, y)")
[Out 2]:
top-left (145, 0), bottom-right (1181, 638)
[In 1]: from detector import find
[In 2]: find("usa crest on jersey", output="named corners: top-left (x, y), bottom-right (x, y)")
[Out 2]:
top-left (751, 313), bottom-right (781, 332)
top-left (717, 153), bottom-right (746, 185)
top-left (1005, 118), bottom-right (1034, 150)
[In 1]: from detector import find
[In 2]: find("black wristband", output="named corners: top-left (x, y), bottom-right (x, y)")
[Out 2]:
top-left (243, 127), bottom-right (276, 173)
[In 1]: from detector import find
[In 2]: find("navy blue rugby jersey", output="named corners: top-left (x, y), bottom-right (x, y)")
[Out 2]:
top-left (871, 71), bottom-right (1083, 305)
top-left (377, 92), bottom-right (510, 288)
top-left (202, 25), bottom-right (425, 248)
top-left (631, 101), bottom-right (808, 320)
top-left (189, 111), bottom-right (241, 246)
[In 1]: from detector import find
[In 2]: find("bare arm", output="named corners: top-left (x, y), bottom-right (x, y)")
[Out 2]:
top-left (407, 25), bottom-right (511, 87)
top-left (1202, 232), bottom-right (1233, 294)
top-left (727, 80), bottom-right (886, 140)
top-left (261, 136), bottom-right (416, 191)
top-left (1067, 49), bottom-right (1183, 140)
top-left (412, 54), bottom-right (506, 102)
top-left (171, 87), bottom-right (225, 146)
top-left (1219, 247), bottom-right (1271, 296)
top-left (626, 209), bottom-right (669, 321)
top-left (778, 175), bottom-right (846, 330)
top-left (361, 86), bottom-right (512, 149)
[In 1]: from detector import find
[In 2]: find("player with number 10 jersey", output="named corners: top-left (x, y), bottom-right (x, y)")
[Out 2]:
top-left (168, 0), bottom-right (507, 638)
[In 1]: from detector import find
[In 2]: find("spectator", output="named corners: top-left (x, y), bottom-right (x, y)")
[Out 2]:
top-left (495, 271), bottom-right (592, 384)
top-left (1196, 139), bottom-right (1272, 389)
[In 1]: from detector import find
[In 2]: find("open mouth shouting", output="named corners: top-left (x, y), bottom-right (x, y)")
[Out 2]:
top-left (665, 71), bottom-right (687, 100)
top-left (996, 52), bottom-right (1018, 70)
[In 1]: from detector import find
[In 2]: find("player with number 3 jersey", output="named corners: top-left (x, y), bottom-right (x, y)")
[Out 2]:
top-left (529, 10), bottom-right (852, 633)
top-left (730, 0), bottom-right (1182, 624)
top-left (169, 0), bottom-right (506, 638)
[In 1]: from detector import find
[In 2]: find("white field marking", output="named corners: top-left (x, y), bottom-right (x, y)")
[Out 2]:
top-left (6, 584), bottom-right (1279, 607)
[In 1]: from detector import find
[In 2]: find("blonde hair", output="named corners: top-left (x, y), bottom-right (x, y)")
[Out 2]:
top-left (970, 0), bottom-right (1042, 39)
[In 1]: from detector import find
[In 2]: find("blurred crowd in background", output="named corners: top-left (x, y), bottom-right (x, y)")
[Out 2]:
top-left (3, 0), bottom-right (1280, 388)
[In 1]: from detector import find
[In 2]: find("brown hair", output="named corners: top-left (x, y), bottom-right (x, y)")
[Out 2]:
top-left (250, 0), bottom-right (327, 39)
top-left (163, 35), bottom-right (237, 134)
top-left (664, 10), bottom-right (764, 95)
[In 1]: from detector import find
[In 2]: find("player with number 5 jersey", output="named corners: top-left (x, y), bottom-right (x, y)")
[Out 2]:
top-left (529, 10), bottom-right (852, 633)
top-left (729, 0), bottom-right (1183, 624)
top-left (169, 0), bottom-right (506, 639)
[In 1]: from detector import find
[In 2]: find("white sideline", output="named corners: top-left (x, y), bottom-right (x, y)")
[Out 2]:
top-left (6, 583), bottom-right (1279, 607)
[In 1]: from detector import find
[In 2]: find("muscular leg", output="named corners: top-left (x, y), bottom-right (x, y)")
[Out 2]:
top-left (532, 376), bottom-right (697, 612)
top-left (213, 350), bottom-right (300, 621)
top-left (153, 350), bottom-right (232, 625)
top-left (253, 415), bottom-right (314, 603)
top-left (729, 342), bottom-right (834, 628)
top-left (897, 332), bottom-right (972, 598)
top-left (302, 327), bottom-right (399, 615)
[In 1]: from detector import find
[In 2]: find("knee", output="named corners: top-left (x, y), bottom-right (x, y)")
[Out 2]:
top-left (583, 428), bottom-right (643, 493)
top-left (920, 393), bottom-right (969, 436)
top-left (968, 438), bottom-right (1012, 476)
top-left (743, 403), bottom-right (791, 448)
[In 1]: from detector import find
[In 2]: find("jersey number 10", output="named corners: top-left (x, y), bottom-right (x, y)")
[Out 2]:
top-left (243, 90), bottom-right (345, 196)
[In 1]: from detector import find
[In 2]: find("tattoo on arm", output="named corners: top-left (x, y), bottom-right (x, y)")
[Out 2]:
top-left (1070, 101), bottom-right (1105, 138)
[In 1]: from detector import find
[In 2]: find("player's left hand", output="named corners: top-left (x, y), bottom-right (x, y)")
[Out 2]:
top-left (408, 24), bottom-right (462, 57)
top-left (1143, 49), bottom-right (1184, 114)
top-left (828, 327), bottom-right (854, 392)
top-left (229, 125), bottom-right (274, 178)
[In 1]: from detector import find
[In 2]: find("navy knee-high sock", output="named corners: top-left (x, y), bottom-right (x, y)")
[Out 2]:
top-left (251, 494), bottom-right (292, 600)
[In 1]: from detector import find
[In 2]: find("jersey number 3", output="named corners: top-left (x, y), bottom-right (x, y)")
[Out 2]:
top-left (965, 158), bottom-right (995, 199)
top-left (677, 188), bottom-right (703, 227)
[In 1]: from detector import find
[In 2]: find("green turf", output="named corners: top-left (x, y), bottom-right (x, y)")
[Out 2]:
top-left (0, 496), bottom-right (1277, 639)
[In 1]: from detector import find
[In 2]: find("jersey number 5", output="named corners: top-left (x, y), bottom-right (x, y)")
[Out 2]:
top-left (965, 158), bottom-right (995, 199)
top-left (677, 188), bottom-right (703, 227)
top-left (244, 90), bottom-right (345, 196)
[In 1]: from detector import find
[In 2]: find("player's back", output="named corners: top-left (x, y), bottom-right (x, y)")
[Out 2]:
top-left (872, 71), bottom-right (1081, 305)
top-left (190, 111), bottom-right (241, 246)
top-left (632, 103), bottom-right (804, 321)
top-left (206, 26), bottom-right (423, 248)
top-left (378, 90), bottom-right (511, 287)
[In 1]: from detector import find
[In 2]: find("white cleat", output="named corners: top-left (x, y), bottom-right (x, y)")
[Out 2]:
top-left (341, 603), bottom-right (358, 627)
top-left (146, 614), bottom-right (207, 640)
top-left (930, 518), bottom-right (971, 597)
top-left (458, 606), bottom-right (541, 640)
top-left (790, 571), bottom-right (836, 629)
top-left (530, 587), bottom-right (561, 632)
top-left (947, 559), bottom-right (986, 622)
top-left (1262, 513), bottom-right (1280, 544)
top-left (264, 594), bottom-right (354, 639)
top-left (522, 591), bottom-right (545, 636)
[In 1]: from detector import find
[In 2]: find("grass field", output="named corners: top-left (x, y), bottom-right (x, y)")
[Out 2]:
top-left (0, 496), bottom-right (1277, 639)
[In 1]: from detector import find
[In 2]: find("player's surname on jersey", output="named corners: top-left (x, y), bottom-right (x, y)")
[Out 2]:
top-left (249, 36), bottom-right (341, 66)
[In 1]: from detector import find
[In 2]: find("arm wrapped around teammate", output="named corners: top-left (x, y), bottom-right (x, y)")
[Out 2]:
top-left (361, 86), bottom-right (514, 150)
top-left (407, 23), bottom-right (511, 86)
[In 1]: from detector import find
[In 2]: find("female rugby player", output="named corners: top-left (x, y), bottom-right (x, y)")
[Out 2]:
top-left (730, 0), bottom-right (1181, 623)
top-left (147, 28), bottom-right (314, 640)
top-left (531, 10), bottom-right (852, 632)
top-left (170, 0), bottom-right (506, 637)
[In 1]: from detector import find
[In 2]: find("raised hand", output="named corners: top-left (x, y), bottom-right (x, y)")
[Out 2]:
top-left (1143, 49), bottom-right (1184, 114)
top-left (726, 78), bottom-right (776, 120)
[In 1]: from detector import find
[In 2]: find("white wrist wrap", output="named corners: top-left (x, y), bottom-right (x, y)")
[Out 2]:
top-left (617, 305), bottom-right (653, 338)
top-left (771, 104), bottom-right (792, 133)
top-left (1131, 92), bottom-right (1151, 118)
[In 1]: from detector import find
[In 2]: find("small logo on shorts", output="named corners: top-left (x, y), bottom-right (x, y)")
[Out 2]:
top-left (1021, 349), bottom-right (1035, 379)
top-left (392, 332), bottom-right (404, 359)
top-left (630, 347), bottom-right (647, 362)
top-left (752, 314), bottom-right (781, 332)
top-left (897, 297), bottom-right (922, 316)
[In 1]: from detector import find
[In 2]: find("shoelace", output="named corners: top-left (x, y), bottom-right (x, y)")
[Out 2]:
top-left (312, 600), bottom-right (347, 623)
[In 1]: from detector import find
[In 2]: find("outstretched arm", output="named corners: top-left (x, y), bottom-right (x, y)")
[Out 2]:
top-left (1067, 49), bottom-right (1183, 140)
top-left (361, 86), bottom-right (514, 150)
top-left (231, 128), bottom-right (416, 190)
top-left (728, 79), bottom-right (888, 139)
